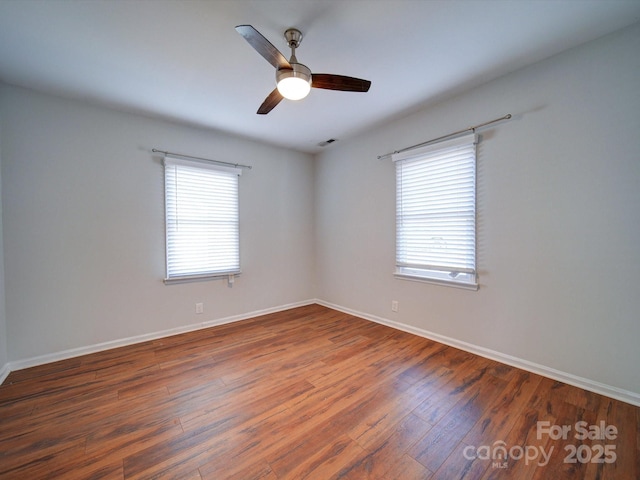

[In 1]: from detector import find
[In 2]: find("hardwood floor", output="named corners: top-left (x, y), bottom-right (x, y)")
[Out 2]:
top-left (0, 304), bottom-right (638, 479)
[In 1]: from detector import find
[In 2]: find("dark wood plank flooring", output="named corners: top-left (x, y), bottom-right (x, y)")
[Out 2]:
top-left (0, 304), bottom-right (638, 479)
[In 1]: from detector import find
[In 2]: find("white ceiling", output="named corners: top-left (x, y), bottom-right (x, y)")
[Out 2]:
top-left (1, 0), bottom-right (639, 154)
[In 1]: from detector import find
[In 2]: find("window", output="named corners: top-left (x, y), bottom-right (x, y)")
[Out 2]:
top-left (393, 133), bottom-right (478, 289)
top-left (164, 155), bottom-right (241, 282)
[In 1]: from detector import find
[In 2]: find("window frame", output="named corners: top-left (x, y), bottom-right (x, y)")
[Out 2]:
top-left (163, 155), bottom-right (241, 284)
top-left (393, 133), bottom-right (478, 290)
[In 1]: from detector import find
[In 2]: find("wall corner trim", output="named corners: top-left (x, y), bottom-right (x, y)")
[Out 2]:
top-left (0, 363), bottom-right (10, 385)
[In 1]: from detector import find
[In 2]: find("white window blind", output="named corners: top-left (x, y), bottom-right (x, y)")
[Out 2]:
top-left (164, 156), bottom-right (241, 282)
top-left (393, 133), bottom-right (477, 289)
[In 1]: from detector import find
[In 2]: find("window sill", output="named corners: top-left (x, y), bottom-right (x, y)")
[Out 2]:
top-left (394, 270), bottom-right (478, 291)
top-left (164, 272), bottom-right (241, 285)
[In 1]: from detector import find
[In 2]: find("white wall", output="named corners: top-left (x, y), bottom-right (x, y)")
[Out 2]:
top-left (315, 23), bottom-right (640, 396)
top-left (0, 85), bottom-right (315, 361)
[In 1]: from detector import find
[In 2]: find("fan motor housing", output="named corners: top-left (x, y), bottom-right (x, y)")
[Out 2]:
top-left (276, 63), bottom-right (312, 100)
top-left (276, 63), bottom-right (311, 84)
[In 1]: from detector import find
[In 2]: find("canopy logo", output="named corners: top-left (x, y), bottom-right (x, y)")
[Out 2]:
top-left (463, 421), bottom-right (618, 469)
top-left (463, 441), bottom-right (553, 467)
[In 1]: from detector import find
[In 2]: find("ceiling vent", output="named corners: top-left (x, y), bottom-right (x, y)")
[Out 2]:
top-left (318, 138), bottom-right (337, 147)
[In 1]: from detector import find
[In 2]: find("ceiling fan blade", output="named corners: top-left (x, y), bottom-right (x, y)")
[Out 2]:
top-left (235, 25), bottom-right (291, 70)
top-left (257, 88), bottom-right (284, 115)
top-left (311, 74), bottom-right (371, 92)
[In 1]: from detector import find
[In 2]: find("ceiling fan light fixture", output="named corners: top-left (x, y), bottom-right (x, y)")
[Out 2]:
top-left (236, 24), bottom-right (371, 114)
top-left (276, 64), bottom-right (311, 100)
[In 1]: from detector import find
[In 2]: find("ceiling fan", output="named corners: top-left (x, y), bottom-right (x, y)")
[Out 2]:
top-left (235, 25), bottom-right (372, 114)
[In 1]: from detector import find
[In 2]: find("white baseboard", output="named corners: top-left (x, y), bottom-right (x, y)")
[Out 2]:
top-left (5, 298), bottom-right (639, 408)
top-left (5, 299), bottom-right (316, 376)
top-left (315, 299), bottom-right (640, 407)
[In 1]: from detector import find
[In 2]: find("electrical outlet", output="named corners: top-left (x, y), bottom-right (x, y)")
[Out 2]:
top-left (391, 300), bottom-right (399, 312)
top-left (195, 303), bottom-right (204, 314)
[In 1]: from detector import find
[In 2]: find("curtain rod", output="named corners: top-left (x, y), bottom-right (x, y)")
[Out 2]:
top-left (152, 149), bottom-right (253, 170)
top-left (377, 114), bottom-right (512, 160)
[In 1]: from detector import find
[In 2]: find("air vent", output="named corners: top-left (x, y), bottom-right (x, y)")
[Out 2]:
top-left (318, 138), bottom-right (337, 147)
